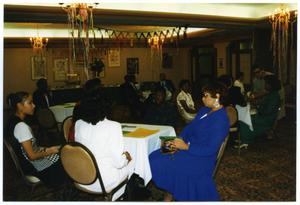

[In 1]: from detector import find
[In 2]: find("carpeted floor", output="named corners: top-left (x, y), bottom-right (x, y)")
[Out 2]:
top-left (2, 107), bottom-right (296, 201)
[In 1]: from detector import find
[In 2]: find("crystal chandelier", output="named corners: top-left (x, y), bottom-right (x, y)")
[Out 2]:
top-left (269, 5), bottom-right (297, 83)
top-left (148, 35), bottom-right (165, 50)
top-left (30, 36), bottom-right (48, 50)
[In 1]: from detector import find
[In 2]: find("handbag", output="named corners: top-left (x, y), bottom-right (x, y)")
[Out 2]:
top-left (123, 173), bottom-right (151, 201)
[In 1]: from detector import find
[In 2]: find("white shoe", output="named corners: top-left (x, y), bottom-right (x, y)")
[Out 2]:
top-left (234, 143), bottom-right (248, 149)
top-left (234, 139), bottom-right (241, 143)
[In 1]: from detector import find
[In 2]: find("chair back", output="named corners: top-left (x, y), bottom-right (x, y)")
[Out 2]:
top-left (225, 106), bottom-right (238, 127)
top-left (35, 108), bottom-right (58, 129)
top-left (3, 137), bottom-right (41, 185)
top-left (62, 116), bottom-right (73, 142)
top-left (213, 136), bottom-right (229, 178)
top-left (60, 142), bottom-right (107, 193)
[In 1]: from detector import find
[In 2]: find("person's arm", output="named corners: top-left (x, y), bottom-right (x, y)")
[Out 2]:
top-left (257, 93), bottom-right (280, 116)
top-left (175, 114), bottom-right (229, 157)
top-left (179, 100), bottom-right (197, 114)
top-left (188, 117), bottom-right (229, 157)
top-left (110, 123), bottom-right (131, 168)
top-left (21, 140), bottom-right (59, 160)
top-left (167, 138), bottom-right (189, 150)
top-left (14, 122), bottom-right (59, 161)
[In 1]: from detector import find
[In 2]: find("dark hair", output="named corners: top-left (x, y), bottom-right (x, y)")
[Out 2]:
top-left (124, 74), bottom-right (135, 83)
top-left (264, 75), bottom-right (281, 91)
top-left (36, 78), bottom-right (48, 91)
top-left (179, 80), bottom-right (190, 89)
top-left (154, 86), bottom-right (166, 95)
top-left (236, 72), bottom-right (244, 79)
top-left (217, 75), bottom-right (232, 88)
top-left (202, 81), bottom-right (228, 105)
top-left (84, 78), bottom-right (101, 97)
top-left (6, 92), bottom-right (30, 109)
top-left (77, 88), bottom-right (112, 125)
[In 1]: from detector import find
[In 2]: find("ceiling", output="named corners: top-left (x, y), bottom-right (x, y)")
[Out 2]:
top-left (3, 2), bottom-right (298, 46)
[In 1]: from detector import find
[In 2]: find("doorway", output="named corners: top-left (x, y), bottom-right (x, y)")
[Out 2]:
top-left (191, 46), bottom-right (217, 101)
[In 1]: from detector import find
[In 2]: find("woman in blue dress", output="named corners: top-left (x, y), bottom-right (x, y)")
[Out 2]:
top-left (149, 82), bottom-right (230, 201)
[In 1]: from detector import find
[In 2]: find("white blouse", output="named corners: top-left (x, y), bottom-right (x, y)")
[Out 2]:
top-left (75, 118), bottom-right (129, 193)
top-left (176, 90), bottom-right (196, 123)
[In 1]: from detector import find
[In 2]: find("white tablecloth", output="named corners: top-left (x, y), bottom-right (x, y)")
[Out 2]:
top-left (235, 103), bottom-right (256, 131)
top-left (121, 123), bottom-right (176, 185)
top-left (49, 103), bottom-right (75, 123)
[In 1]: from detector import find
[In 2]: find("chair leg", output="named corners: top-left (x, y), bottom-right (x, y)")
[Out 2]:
top-left (238, 133), bottom-right (241, 155)
top-left (29, 185), bottom-right (36, 200)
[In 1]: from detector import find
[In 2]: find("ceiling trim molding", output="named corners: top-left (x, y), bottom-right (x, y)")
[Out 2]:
top-left (4, 5), bottom-right (266, 30)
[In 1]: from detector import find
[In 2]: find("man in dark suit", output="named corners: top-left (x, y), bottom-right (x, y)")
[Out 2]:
top-left (33, 78), bottom-right (53, 108)
top-left (120, 74), bottom-right (143, 118)
top-left (157, 73), bottom-right (175, 101)
top-left (217, 75), bottom-right (246, 107)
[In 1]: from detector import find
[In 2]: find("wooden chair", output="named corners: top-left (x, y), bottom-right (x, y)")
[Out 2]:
top-left (213, 135), bottom-right (229, 178)
top-left (60, 142), bottom-right (128, 201)
top-left (225, 105), bottom-right (241, 154)
top-left (267, 106), bottom-right (281, 139)
top-left (62, 116), bottom-right (73, 143)
top-left (3, 137), bottom-right (42, 198)
top-left (35, 108), bottom-right (60, 145)
top-left (213, 106), bottom-right (238, 178)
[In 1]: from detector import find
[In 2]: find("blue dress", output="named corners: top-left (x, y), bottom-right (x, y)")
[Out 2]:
top-left (149, 107), bottom-right (230, 201)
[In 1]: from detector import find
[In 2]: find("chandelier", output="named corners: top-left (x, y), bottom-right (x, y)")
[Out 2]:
top-left (269, 5), bottom-right (297, 83)
top-left (60, 3), bottom-right (98, 81)
top-left (30, 36), bottom-right (48, 49)
top-left (148, 35), bottom-right (165, 50)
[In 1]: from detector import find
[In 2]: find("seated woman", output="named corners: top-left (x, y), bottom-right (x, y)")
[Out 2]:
top-left (176, 80), bottom-right (197, 123)
top-left (74, 88), bottom-right (132, 193)
top-left (238, 75), bottom-right (281, 148)
top-left (143, 86), bottom-right (178, 127)
top-left (6, 92), bottom-right (67, 187)
top-left (68, 78), bottom-right (102, 142)
top-left (149, 82), bottom-right (230, 201)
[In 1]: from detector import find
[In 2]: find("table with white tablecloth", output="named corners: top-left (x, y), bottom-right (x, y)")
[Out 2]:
top-left (49, 102), bottom-right (75, 123)
top-left (121, 123), bottom-right (176, 185)
top-left (235, 103), bottom-right (257, 131)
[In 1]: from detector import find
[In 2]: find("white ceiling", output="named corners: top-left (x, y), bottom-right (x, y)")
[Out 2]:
top-left (4, 1), bottom-right (298, 18)
top-left (3, 1), bottom-right (298, 38)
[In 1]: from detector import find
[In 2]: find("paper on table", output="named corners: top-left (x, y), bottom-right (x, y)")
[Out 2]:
top-left (124, 128), bottom-right (159, 138)
top-left (64, 103), bottom-right (76, 108)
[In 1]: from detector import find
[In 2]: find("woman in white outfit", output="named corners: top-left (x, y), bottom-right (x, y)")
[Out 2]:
top-left (234, 72), bottom-right (245, 95)
top-left (176, 80), bottom-right (197, 123)
top-left (75, 88), bottom-right (132, 196)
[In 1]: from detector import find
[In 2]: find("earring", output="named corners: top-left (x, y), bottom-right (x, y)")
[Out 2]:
top-left (213, 99), bottom-right (220, 108)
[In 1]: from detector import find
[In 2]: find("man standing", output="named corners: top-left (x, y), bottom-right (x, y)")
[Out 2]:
top-left (158, 73), bottom-right (175, 101)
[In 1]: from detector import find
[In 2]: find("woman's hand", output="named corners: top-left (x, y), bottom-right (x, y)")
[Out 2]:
top-left (168, 138), bottom-right (189, 150)
top-left (123, 151), bottom-right (132, 162)
top-left (45, 146), bottom-right (59, 155)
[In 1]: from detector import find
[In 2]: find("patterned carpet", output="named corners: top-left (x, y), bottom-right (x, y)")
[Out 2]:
top-left (2, 107), bottom-right (296, 201)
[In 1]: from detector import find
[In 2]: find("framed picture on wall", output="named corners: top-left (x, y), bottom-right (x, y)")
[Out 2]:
top-left (54, 58), bottom-right (68, 81)
top-left (127, 58), bottom-right (139, 75)
top-left (108, 48), bottom-right (120, 67)
top-left (90, 57), bottom-right (106, 78)
top-left (31, 56), bottom-right (47, 80)
top-left (162, 53), bottom-right (173, 69)
top-left (218, 58), bottom-right (224, 69)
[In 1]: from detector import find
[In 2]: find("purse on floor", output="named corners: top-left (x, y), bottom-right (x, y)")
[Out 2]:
top-left (123, 173), bottom-right (151, 201)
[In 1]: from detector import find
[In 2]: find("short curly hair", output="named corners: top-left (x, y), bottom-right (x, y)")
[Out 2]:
top-left (201, 81), bottom-right (228, 106)
top-left (76, 88), bottom-right (112, 125)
